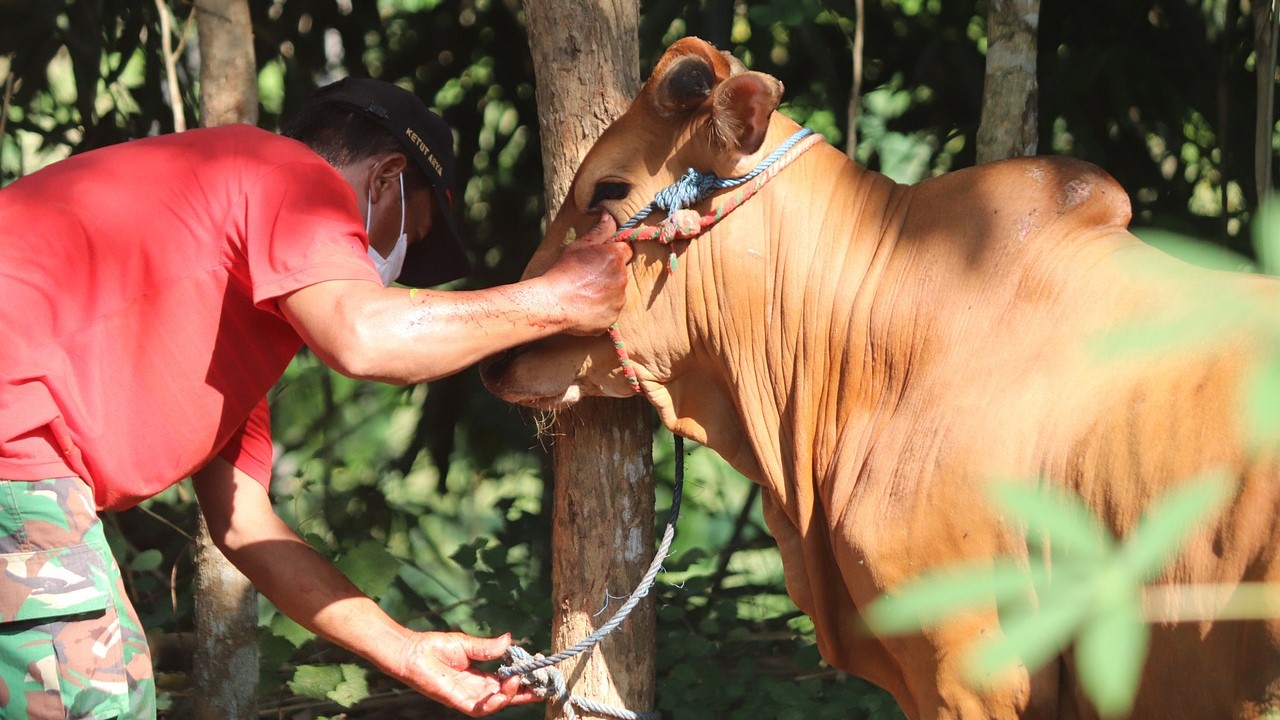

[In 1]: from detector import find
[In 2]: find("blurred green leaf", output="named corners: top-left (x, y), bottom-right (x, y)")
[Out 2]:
top-left (865, 561), bottom-right (1038, 635)
top-left (966, 582), bottom-right (1092, 686)
top-left (129, 548), bottom-right (163, 572)
top-left (1242, 357), bottom-right (1280, 451)
top-left (1120, 472), bottom-right (1234, 578)
top-left (1090, 314), bottom-right (1217, 363)
top-left (1075, 592), bottom-right (1148, 719)
top-left (1252, 196), bottom-right (1280, 275)
top-left (1136, 229), bottom-right (1256, 272)
top-left (990, 482), bottom-right (1113, 561)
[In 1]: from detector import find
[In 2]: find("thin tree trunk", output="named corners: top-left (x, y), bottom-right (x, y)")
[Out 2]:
top-left (1256, 0), bottom-right (1277, 204)
top-left (847, 0), bottom-right (865, 157)
top-left (976, 0), bottom-right (1040, 163)
top-left (193, 1), bottom-right (259, 718)
top-left (523, 2), bottom-right (653, 719)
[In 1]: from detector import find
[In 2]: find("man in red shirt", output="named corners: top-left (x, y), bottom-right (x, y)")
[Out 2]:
top-left (0, 78), bottom-right (630, 718)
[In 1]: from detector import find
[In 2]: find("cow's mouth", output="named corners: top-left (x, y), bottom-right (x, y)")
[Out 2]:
top-left (479, 344), bottom-right (585, 410)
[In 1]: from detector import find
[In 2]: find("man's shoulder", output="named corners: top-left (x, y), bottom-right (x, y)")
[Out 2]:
top-left (172, 124), bottom-right (321, 163)
top-left (133, 124), bottom-right (336, 189)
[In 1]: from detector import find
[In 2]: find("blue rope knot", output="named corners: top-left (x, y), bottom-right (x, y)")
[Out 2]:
top-left (653, 168), bottom-right (720, 214)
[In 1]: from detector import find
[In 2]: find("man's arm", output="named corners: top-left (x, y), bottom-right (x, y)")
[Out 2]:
top-left (279, 215), bottom-right (630, 385)
top-left (191, 456), bottom-right (541, 717)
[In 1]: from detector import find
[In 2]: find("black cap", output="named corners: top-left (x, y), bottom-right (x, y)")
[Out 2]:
top-left (308, 77), bottom-right (471, 287)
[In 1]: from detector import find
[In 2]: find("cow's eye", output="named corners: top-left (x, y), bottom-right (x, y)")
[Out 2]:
top-left (588, 181), bottom-right (630, 210)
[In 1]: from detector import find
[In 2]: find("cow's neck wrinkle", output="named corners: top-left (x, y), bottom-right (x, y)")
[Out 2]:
top-left (685, 143), bottom-right (909, 527)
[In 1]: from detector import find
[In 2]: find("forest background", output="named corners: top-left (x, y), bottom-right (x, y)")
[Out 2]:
top-left (1, 0), bottom-right (1275, 718)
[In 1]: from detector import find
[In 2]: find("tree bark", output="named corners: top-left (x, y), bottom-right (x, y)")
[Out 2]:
top-left (976, 0), bottom-right (1040, 163)
top-left (193, 2), bottom-right (259, 718)
top-left (523, 2), bottom-right (653, 719)
top-left (196, 0), bottom-right (258, 127)
top-left (1255, 0), bottom-right (1277, 204)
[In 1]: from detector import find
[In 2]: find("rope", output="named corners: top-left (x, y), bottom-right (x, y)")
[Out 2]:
top-left (499, 436), bottom-right (685, 720)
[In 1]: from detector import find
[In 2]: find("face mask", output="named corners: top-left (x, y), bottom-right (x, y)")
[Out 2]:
top-left (366, 172), bottom-right (408, 286)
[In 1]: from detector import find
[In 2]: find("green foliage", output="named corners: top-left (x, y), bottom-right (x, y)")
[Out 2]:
top-left (866, 209), bottom-right (1280, 719)
top-left (867, 474), bottom-right (1235, 718)
top-left (289, 663), bottom-right (370, 709)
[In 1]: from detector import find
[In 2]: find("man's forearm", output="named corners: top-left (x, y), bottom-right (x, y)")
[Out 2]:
top-left (192, 461), bottom-right (412, 677)
top-left (279, 219), bottom-right (631, 386)
top-left (342, 278), bottom-right (575, 384)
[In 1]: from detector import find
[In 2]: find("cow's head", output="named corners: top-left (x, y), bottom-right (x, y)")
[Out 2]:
top-left (482, 37), bottom-right (793, 474)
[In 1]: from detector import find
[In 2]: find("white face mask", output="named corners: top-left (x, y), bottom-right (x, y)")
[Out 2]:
top-left (366, 172), bottom-right (408, 286)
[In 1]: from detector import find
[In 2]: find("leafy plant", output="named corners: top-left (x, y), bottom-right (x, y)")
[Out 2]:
top-left (866, 474), bottom-right (1236, 718)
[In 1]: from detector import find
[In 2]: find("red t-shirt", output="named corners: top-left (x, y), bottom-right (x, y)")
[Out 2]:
top-left (0, 124), bottom-right (382, 511)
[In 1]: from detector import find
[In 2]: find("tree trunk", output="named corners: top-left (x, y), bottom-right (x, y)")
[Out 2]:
top-left (193, 2), bottom-right (259, 718)
top-left (196, 0), bottom-right (259, 127)
top-left (1255, 0), bottom-right (1277, 204)
top-left (976, 0), bottom-right (1040, 163)
top-left (523, 2), bottom-right (653, 719)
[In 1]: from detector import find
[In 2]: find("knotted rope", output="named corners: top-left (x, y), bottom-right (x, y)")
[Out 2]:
top-left (499, 127), bottom-right (824, 718)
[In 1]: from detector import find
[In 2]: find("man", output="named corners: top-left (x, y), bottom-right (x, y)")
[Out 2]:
top-left (0, 77), bottom-right (631, 718)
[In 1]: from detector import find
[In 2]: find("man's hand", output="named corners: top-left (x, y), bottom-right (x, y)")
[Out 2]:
top-left (541, 214), bottom-right (633, 336)
top-left (394, 631), bottom-right (542, 717)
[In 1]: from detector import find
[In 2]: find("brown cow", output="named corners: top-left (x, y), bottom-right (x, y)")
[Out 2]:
top-left (482, 37), bottom-right (1280, 719)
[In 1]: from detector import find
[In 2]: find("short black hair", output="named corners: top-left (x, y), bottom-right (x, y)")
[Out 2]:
top-left (283, 102), bottom-right (429, 190)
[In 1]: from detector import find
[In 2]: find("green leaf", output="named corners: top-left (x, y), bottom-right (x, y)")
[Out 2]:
top-left (269, 611), bottom-right (315, 649)
top-left (1241, 356), bottom-right (1280, 451)
top-left (129, 548), bottom-right (163, 572)
top-left (1090, 316), bottom-right (1215, 365)
top-left (966, 583), bottom-right (1092, 687)
top-left (1120, 472), bottom-right (1235, 579)
top-left (326, 663), bottom-right (371, 708)
top-left (1138, 229), bottom-right (1256, 273)
top-left (989, 482), bottom-right (1114, 561)
top-left (1252, 195), bottom-right (1280, 276)
top-left (288, 664), bottom-right (343, 701)
top-left (335, 540), bottom-right (401, 600)
top-left (864, 560), bottom-right (1039, 635)
top-left (287, 663), bottom-right (370, 708)
top-left (1074, 591), bottom-right (1148, 719)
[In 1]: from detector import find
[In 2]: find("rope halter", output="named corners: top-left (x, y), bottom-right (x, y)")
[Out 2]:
top-left (606, 127), bottom-right (826, 394)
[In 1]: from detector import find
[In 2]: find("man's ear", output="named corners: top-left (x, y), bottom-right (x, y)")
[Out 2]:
top-left (368, 152), bottom-right (409, 203)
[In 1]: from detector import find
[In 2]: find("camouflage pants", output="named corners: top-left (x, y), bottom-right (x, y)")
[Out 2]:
top-left (0, 478), bottom-right (156, 719)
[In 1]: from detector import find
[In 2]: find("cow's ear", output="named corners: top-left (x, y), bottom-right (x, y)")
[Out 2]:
top-left (653, 54), bottom-right (717, 116)
top-left (709, 71), bottom-right (784, 161)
